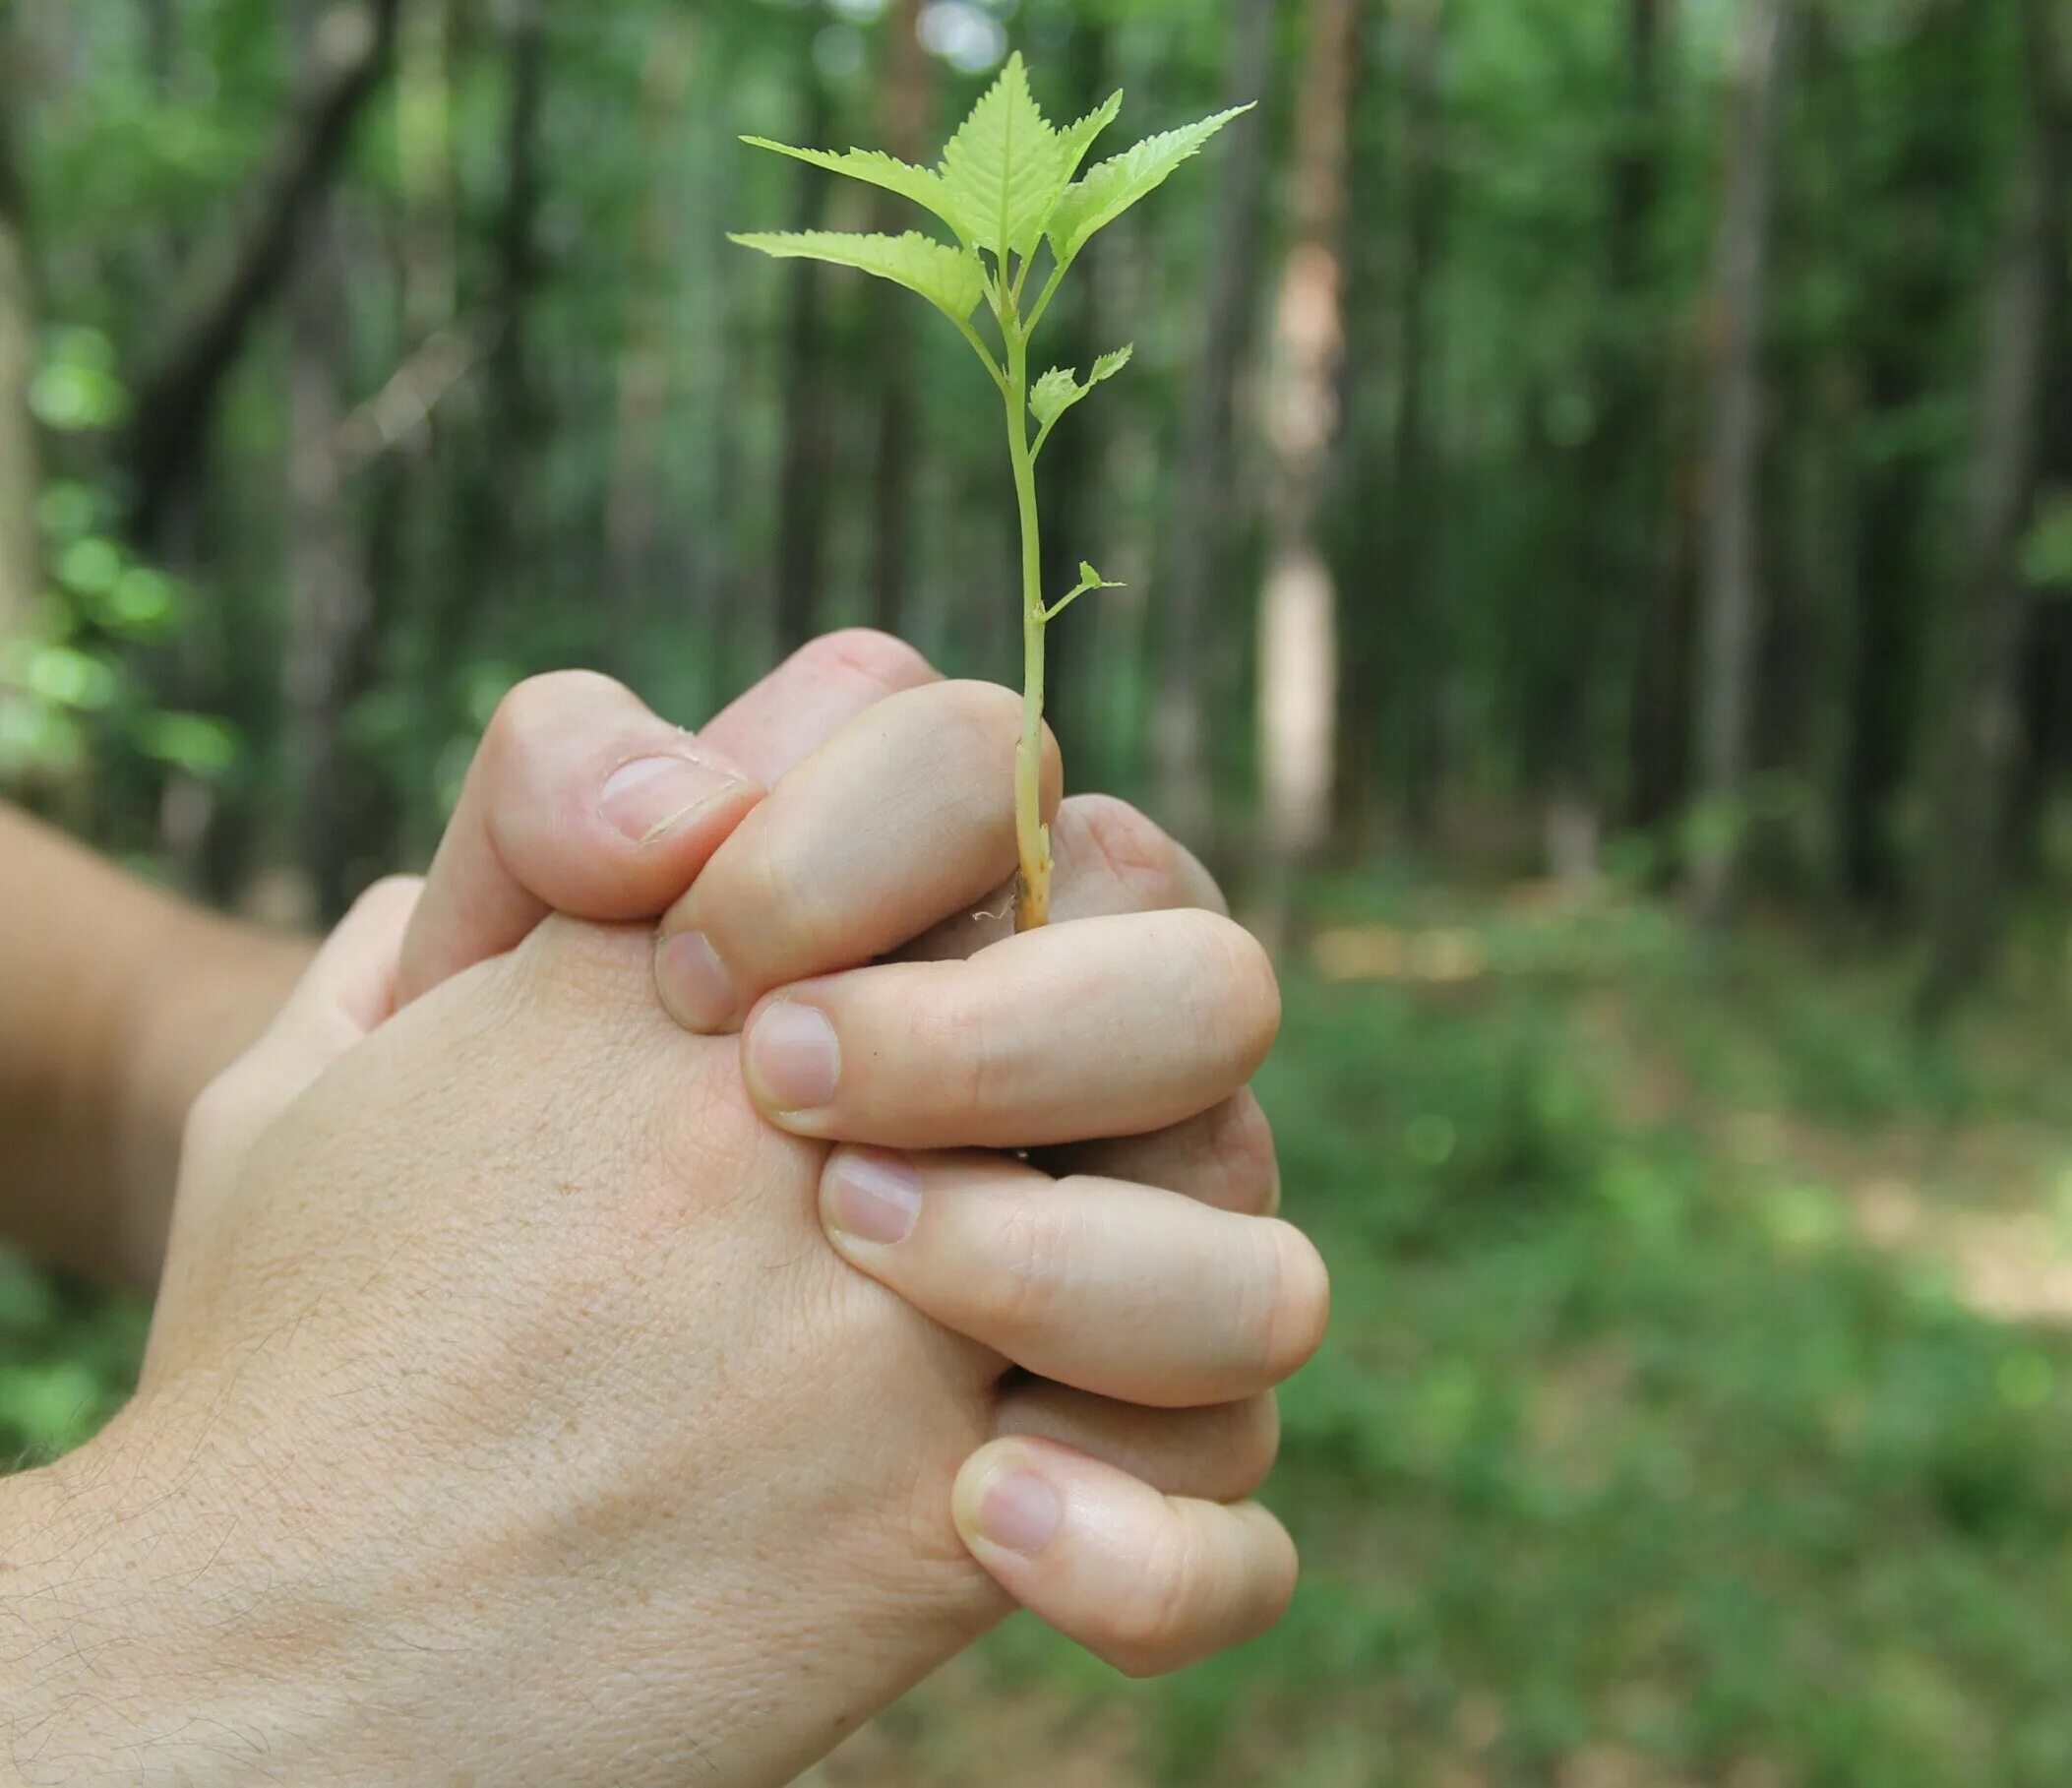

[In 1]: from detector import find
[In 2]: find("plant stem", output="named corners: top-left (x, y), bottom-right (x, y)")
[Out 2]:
top-left (1003, 313), bottom-right (1051, 930)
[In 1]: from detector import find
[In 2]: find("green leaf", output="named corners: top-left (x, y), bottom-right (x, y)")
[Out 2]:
top-left (1059, 91), bottom-right (1125, 182)
top-left (728, 229), bottom-right (986, 326)
top-left (939, 52), bottom-right (1068, 264)
top-left (1089, 343), bottom-right (1134, 386)
top-left (1047, 105), bottom-right (1254, 266)
top-left (1030, 367), bottom-right (1082, 429)
top-left (1029, 344), bottom-right (1135, 435)
top-left (1044, 560), bottom-right (1127, 622)
top-left (740, 138), bottom-right (967, 242)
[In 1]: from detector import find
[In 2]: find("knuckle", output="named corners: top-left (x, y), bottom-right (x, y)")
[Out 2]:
top-left (1064, 795), bottom-right (1181, 907)
top-left (1110, 1518), bottom-right (1205, 1664)
top-left (487, 669), bottom-right (627, 767)
top-left (1206, 1093), bottom-right (1281, 1215)
top-left (976, 1193), bottom-right (1075, 1340)
top-left (913, 969), bottom-right (1000, 1125)
top-left (792, 627), bottom-right (936, 694)
top-left (1184, 914), bottom-right (1282, 1071)
top-left (1224, 1394), bottom-right (1283, 1497)
top-left (182, 1067), bottom-right (257, 1165)
top-left (1259, 1221), bottom-right (1331, 1379)
top-left (924, 680), bottom-right (1026, 773)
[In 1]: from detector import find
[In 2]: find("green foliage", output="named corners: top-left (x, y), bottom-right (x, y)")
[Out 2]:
top-left (724, 227), bottom-right (987, 326)
top-left (1043, 105), bottom-right (1254, 266)
top-left (733, 51), bottom-right (1249, 921)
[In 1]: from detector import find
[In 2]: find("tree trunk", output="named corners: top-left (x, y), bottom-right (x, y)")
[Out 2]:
top-left (1566, 0), bottom-right (1662, 842)
top-left (126, 0), bottom-right (400, 547)
top-left (773, 69), bottom-right (834, 659)
top-left (0, 65), bottom-right (36, 693)
top-left (1917, 0), bottom-right (2067, 1018)
top-left (606, 12), bottom-right (698, 667)
top-left (281, 0), bottom-right (376, 922)
top-left (1688, 0), bottom-right (1790, 924)
top-left (1337, 0), bottom-right (1441, 846)
top-left (1154, 0), bottom-right (1276, 849)
top-left (869, 0), bottom-right (930, 639)
top-left (1257, 0), bottom-right (1362, 903)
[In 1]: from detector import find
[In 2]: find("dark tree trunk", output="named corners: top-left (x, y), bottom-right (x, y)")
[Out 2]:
top-left (773, 68), bottom-right (834, 658)
top-left (1918, 0), bottom-right (2067, 1018)
top-left (1154, 0), bottom-right (1276, 848)
top-left (1565, 0), bottom-right (1663, 833)
top-left (125, 0), bottom-right (401, 548)
top-left (282, 0), bottom-right (377, 922)
top-left (869, 0), bottom-right (930, 640)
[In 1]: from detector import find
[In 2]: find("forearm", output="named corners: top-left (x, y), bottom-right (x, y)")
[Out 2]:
top-left (0, 1415), bottom-right (363, 1788)
top-left (0, 805), bottom-right (311, 1288)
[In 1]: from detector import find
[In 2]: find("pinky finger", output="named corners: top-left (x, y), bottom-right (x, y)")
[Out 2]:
top-left (952, 1436), bottom-right (1299, 1678)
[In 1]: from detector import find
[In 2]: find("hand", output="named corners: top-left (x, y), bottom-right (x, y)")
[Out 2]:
top-left (1, 670), bottom-right (1321, 1787)
top-left (385, 643), bottom-right (1325, 1669)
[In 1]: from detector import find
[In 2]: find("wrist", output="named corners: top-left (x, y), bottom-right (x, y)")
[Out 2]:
top-left (0, 1407), bottom-right (368, 1787)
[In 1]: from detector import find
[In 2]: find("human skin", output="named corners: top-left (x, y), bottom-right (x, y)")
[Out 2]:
top-left (0, 674), bottom-right (1324, 1786)
top-left (0, 650), bottom-right (1325, 1781)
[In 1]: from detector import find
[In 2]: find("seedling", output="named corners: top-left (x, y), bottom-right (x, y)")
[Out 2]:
top-left (733, 54), bottom-right (1249, 929)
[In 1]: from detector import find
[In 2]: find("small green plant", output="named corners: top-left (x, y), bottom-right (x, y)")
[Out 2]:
top-left (732, 54), bottom-right (1249, 929)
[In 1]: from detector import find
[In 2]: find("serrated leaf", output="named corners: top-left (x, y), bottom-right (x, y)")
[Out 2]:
top-left (1030, 367), bottom-right (1081, 429)
top-left (741, 138), bottom-right (967, 241)
top-left (728, 230), bottom-right (986, 326)
top-left (1029, 343), bottom-right (1135, 436)
top-left (1090, 344), bottom-right (1134, 385)
top-left (1046, 104), bottom-right (1254, 266)
top-left (1059, 91), bottom-right (1125, 182)
top-left (940, 51), bottom-right (1069, 264)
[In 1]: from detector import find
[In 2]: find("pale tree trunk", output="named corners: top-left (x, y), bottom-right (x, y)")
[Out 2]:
top-left (1918, 0), bottom-right (2067, 1018)
top-left (1257, 0), bottom-right (1361, 904)
top-left (870, 0), bottom-right (930, 638)
top-left (1154, 0), bottom-right (1276, 849)
top-left (281, 0), bottom-right (375, 921)
top-left (0, 71), bottom-right (35, 702)
top-left (1688, 0), bottom-right (1790, 925)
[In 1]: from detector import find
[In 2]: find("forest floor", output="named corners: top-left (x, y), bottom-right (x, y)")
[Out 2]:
top-left (9, 876), bottom-right (2072, 1787)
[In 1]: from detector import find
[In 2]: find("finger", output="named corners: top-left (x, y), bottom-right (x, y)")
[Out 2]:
top-left (186, 877), bottom-right (423, 1175)
top-left (742, 909), bottom-right (1278, 1148)
top-left (655, 681), bottom-right (1062, 1033)
top-left (817, 1148), bottom-right (1328, 1406)
top-left (896, 793), bottom-right (1225, 963)
top-left (953, 1438), bottom-right (1300, 1677)
top-left (395, 634), bottom-right (938, 1011)
top-left (699, 627), bottom-right (939, 785)
top-left (1037, 1091), bottom-right (1280, 1216)
top-left (396, 671), bottom-right (762, 1006)
top-left (995, 1385), bottom-right (1281, 1505)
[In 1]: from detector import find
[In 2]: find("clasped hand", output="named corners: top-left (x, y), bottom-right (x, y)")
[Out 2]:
top-left (16, 634), bottom-right (1327, 1788)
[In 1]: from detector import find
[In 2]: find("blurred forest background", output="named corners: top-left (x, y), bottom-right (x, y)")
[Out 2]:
top-left (10, 0), bottom-right (2072, 1783)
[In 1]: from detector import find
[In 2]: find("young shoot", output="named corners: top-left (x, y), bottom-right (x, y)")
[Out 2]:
top-left (732, 54), bottom-right (1250, 930)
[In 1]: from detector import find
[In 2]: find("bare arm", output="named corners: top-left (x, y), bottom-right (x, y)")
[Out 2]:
top-left (0, 804), bottom-right (310, 1289)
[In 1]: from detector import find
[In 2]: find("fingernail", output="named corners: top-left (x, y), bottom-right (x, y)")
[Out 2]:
top-left (600, 753), bottom-right (737, 845)
top-left (656, 930), bottom-right (736, 1031)
top-left (746, 1001), bottom-right (841, 1112)
top-left (823, 1149), bottom-right (921, 1246)
top-left (975, 1465), bottom-right (1062, 1556)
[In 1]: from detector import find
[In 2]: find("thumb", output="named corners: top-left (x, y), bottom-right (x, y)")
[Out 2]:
top-left (183, 877), bottom-right (423, 1179)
